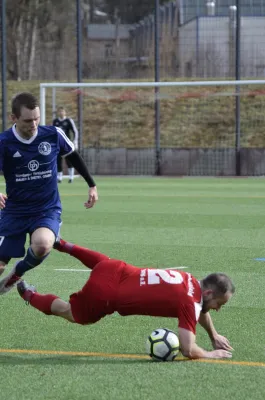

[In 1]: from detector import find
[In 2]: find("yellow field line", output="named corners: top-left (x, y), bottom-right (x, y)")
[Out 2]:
top-left (0, 348), bottom-right (264, 367)
top-left (0, 348), bottom-right (148, 359)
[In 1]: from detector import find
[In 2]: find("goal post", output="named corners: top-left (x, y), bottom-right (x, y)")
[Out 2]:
top-left (40, 79), bottom-right (265, 176)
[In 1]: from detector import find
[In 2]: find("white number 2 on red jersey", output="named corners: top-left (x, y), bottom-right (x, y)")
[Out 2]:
top-left (147, 269), bottom-right (184, 285)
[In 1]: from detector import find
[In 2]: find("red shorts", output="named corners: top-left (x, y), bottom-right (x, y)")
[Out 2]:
top-left (69, 259), bottom-right (125, 324)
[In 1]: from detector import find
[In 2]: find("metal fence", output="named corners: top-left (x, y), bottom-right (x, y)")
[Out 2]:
top-left (2, 1), bottom-right (265, 83)
top-left (2, 1), bottom-right (265, 176)
top-left (40, 80), bottom-right (265, 176)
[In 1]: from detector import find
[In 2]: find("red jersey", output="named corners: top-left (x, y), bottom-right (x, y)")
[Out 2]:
top-left (116, 263), bottom-right (202, 334)
top-left (70, 260), bottom-right (202, 333)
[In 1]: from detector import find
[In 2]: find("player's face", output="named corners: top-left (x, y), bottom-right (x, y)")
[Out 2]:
top-left (201, 291), bottom-right (232, 314)
top-left (12, 106), bottom-right (40, 139)
top-left (58, 109), bottom-right (66, 119)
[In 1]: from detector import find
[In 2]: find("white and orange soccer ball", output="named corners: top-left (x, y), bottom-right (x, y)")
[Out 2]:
top-left (146, 328), bottom-right (180, 361)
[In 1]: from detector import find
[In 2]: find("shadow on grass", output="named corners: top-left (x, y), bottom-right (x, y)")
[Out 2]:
top-left (0, 355), bottom-right (147, 365)
top-left (0, 354), bottom-right (190, 366)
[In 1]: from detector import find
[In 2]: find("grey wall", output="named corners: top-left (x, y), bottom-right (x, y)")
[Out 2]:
top-left (81, 148), bottom-right (265, 176)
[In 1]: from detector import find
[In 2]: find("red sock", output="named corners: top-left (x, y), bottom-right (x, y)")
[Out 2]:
top-left (59, 240), bottom-right (110, 270)
top-left (29, 293), bottom-right (59, 315)
top-left (56, 239), bottom-right (74, 253)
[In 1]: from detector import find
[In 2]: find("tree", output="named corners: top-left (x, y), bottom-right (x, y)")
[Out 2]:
top-left (6, 0), bottom-right (39, 80)
top-left (6, 0), bottom-right (73, 80)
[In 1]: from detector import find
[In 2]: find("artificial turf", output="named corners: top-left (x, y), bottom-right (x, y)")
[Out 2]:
top-left (0, 176), bottom-right (265, 400)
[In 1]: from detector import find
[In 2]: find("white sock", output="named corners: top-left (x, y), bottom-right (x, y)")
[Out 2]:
top-left (57, 172), bottom-right (63, 181)
top-left (68, 168), bottom-right (74, 180)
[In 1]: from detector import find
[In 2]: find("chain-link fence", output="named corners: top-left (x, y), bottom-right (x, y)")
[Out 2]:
top-left (41, 80), bottom-right (265, 176)
top-left (2, 1), bottom-right (265, 82)
top-left (2, 1), bottom-right (265, 176)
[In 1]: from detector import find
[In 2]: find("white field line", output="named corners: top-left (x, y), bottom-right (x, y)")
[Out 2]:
top-left (55, 269), bottom-right (91, 272)
top-left (54, 266), bottom-right (189, 272)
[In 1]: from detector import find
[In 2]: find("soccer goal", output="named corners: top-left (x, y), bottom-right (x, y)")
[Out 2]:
top-left (40, 80), bottom-right (265, 176)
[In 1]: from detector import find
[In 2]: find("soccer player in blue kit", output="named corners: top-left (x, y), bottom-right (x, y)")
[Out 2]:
top-left (0, 92), bottom-right (98, 294)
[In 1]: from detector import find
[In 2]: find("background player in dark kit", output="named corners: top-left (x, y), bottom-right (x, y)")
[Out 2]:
top-left (53, 107), bottom-right (79, 183)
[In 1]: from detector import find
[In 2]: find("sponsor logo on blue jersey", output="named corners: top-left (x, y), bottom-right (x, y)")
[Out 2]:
top-left (0, 124), bottom-right (74, 215)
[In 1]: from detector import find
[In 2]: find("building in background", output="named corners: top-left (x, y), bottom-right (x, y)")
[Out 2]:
top-left (128, 0), bottom-right (265, 79)
top-left (86, 24), bottom-right (132, 78)
top-left (178, 4), bottom-right (265, 78)
top-left (4, 0), bottom-right (265, 81)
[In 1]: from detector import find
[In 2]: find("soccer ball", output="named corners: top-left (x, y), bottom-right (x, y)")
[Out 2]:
top-left (146, 328), bottom-right (180, 362)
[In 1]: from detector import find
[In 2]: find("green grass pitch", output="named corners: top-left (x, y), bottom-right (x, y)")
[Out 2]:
top-left (0, 176), bottom-right (265, 400)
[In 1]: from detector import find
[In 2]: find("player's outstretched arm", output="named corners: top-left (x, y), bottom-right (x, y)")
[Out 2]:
top-left (65, 151), bottom-right (98, 208)
top-left (85, 186), bottom-right (98, 209)
top-left (198, 311), bottom-right (217, 338)
top-left (178, 328), bottom-right (232, 359)
top-left (198, 312), bottom-right (233, 351)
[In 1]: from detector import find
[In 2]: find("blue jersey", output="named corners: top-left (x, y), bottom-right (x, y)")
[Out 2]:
top-left (0, 124), bottom-right (74, 216)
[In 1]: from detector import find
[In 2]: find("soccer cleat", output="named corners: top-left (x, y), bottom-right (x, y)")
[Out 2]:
top-left (0, 261), bottom-right (21, 295)
top-left (17, 280), bottom-right (36, 303)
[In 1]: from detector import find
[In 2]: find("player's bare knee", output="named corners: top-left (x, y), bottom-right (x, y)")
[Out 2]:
top-left (31, 236), bottom-right (54, 256)
top-left (31, 244), bottom-right (52, 257)
top-left (31, 228), bottom-right (55, 256)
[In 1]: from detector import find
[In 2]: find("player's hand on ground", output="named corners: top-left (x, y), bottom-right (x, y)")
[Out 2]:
top-left (207, 349), bottom-right (233, 359)
top-left (211, 334), bottom-right (234, 351)
top-left (0, 193), bottom-right (7, 209)
top-left (84, 186), bottom-right (98, 209)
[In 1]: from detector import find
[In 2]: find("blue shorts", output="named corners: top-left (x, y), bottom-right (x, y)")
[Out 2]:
top-left (0, 210), bottom-right (62, 261)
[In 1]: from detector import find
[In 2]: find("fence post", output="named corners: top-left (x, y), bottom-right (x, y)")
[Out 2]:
top-left (1, 0), bottom-right (7, 132)
top-left (235, 1), bottom-right (241, 176)
top-left (154, 0), bottom-right (161, 176)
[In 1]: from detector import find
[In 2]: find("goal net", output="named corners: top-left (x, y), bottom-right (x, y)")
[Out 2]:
top-left (40, 80), bottom-right (265, 176)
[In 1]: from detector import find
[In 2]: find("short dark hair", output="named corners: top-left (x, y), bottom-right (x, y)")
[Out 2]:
top-left (12, 92), bottom-right (39, 118)
top-left (201, 273), bottom-right (235, 297)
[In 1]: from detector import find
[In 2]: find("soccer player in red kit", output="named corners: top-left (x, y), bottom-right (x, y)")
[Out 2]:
top-left (17, 239), bottom-right (235, 360)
